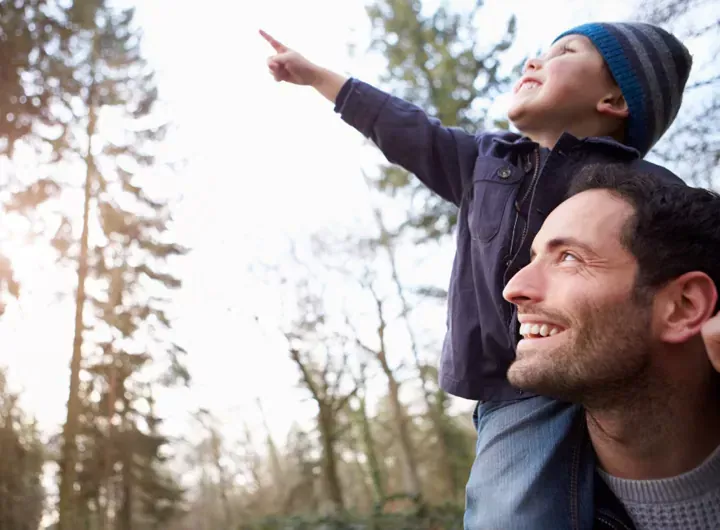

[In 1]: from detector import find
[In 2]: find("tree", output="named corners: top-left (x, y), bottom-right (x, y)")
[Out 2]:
top-left (351, 278), bottom-right (422, 501)
top-left (283, 286), bottom-right (359, 514)
top-left (349, 364), bottom-right (386, 506)
top-left (0, 0), bottom-right (60, 310)
top-left (0, 369), bottom-right (45, 530)
top-left (367, 206), bottom-right (471, 501)
top-left (0, 0), bottom-right (57, 157)
top-left (637, 0), bottom-right (720, 187)
top-left (281, 424), bottom-right (321, 515)
top-left (364, 0), bottom-right (519, 240)
top-left (74, 352), bottom-right (185, 530)
top-left (191, 410), bottom-right (235, 529)
top-left (46, 2), bottom-right (185, 525)
top-left (0, 1), bottom-right (186, 527)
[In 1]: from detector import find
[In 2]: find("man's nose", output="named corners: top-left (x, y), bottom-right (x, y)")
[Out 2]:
top-left (503, 263), bottom-right (544, 306)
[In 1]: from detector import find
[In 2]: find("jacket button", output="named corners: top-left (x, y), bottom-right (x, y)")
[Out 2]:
top-left (498, 167), bottom-right (511, 179)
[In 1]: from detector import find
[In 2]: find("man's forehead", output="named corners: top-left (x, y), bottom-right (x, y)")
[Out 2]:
top-left (534, 189), bottom-right (633, 252)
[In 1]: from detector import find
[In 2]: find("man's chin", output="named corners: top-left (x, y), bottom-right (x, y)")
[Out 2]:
top-left (508, 363), bottom-right (589, 405)
top-left (506, 358), bottom-right (540, 392)
top-left (507, 358), bottom-right (567, 398)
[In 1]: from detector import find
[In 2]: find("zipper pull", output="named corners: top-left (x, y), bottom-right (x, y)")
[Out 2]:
top-left (523, 154), bottom-right (533, 173)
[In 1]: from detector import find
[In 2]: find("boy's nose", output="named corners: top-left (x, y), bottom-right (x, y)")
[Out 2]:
top-left (524, 57), bottom-right (543, 72)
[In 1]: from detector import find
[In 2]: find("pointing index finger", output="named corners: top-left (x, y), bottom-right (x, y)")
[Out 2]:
top-left (259, 29), bottom-right (288, 52)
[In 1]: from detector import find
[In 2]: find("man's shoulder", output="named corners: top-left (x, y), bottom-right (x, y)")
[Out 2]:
top-left (629, 158), bottom-right (687, 187)
top-left (581, 135), bottom-right (686, 187)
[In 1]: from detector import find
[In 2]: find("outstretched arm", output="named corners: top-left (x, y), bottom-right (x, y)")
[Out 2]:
top-left (260, 30), bottom-right (478, 205)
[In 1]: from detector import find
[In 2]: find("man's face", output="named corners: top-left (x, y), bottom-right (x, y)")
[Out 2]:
top-left (508, 35), bottom-right (618, 134)
top-left (502, 189), bottom-right (655, 405)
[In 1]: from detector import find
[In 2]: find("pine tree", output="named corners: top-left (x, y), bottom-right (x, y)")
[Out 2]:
top-left (0, 0), bottom-right (57, 156)
top-left (0, 370), bottom-right (45, 530)
top-left (0, 1), bottom-right (186, 527)
top-left (0, 0), bottom-right (62, 310)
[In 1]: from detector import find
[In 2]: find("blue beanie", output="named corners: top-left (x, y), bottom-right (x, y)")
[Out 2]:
top-left (555, 23), bottom-right (693, 156)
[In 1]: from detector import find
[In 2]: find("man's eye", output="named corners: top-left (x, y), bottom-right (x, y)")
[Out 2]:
top-left (561, 252), bottom-right (578, 262)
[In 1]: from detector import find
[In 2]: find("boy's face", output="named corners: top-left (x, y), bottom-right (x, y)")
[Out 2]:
top-left (508, 35), bottom-right (620, 136)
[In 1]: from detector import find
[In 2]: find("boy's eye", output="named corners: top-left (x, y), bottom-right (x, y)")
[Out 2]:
top-left (562, 45), bottom-right (574, 54)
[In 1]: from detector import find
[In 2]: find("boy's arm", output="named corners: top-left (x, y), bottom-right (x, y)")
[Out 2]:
top-left (261, 30), bottom-right (477, 205)
top-left (332, 77), bottom-right (476, 205)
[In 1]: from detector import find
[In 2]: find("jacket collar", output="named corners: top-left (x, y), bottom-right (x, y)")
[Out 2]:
top-left (491, 132), bottom-right (641, 160)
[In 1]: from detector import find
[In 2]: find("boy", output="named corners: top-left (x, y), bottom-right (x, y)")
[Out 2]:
top-left (260, 23), bottom-right (692, 529)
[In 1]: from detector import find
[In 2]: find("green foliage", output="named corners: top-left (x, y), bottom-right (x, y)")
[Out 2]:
top-left (0, 370), bottom-right (45, 530)
top-left (239, 503), bottom-right (463, 530)
top-left (0, 0), bottom-right (59, 156)
top-left (2, 0), bottom-right (187, 527)
top-left (365, 0), bottom-right (519, 239)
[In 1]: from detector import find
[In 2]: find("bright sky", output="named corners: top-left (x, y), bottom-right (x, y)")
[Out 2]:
top-left (0, 0), bottom-right (642, 467)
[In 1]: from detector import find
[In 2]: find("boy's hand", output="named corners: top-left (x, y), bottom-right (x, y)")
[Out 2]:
top-left (259, 29), bottom-right (349, 103)
top-left (701, 312), bottom-right (720, 372)
top-left (260, 30), bottom-right (322, 86)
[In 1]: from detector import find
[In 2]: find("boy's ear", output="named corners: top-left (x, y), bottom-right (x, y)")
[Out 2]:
top-left (598, 90), bottom-right (629, 119)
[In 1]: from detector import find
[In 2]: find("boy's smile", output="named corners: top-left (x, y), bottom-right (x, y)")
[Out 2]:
top-left (514, 77), bottom-right (542, 94)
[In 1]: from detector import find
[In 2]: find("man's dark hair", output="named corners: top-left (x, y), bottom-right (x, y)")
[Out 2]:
top-left (569, 164), bottom-right (720, 310)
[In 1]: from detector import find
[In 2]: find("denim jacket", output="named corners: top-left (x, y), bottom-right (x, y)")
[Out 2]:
top-left (563, 411), bottom-right (636, 530)
top-left (335, 78), bottom-right (685, 401)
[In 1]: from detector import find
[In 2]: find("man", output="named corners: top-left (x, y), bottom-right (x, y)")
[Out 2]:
top-left (502, 164), bottom-right (720, 529)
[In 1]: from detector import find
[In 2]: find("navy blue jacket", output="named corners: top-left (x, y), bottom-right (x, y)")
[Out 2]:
top-left (335, 78), bottom-right (685, 401)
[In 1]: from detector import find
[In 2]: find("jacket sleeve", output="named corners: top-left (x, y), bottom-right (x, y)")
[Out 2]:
top-left (334, 78), bottom-right (478, 206)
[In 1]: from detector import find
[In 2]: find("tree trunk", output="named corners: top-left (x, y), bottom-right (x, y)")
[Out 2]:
top-left (58, 76), bottom-right (98, 530)
top-left (356, 395), bottom-right (385, 504)
top-left (209, 428), bottom-right (233, 528)
top-left (369, 287), bottom-right (422, 499)
top-left (257, 399), bottom-right (283, 501)
top-left (120, 458), bottom-right (132, 530)
top-left (318, 405), bottom-right (344, 513)
top-left (384, 368), bottom-right (421, 498)
top-left (103, 365), bottom-right (117, 530)
top-left (119, 385), bottom-right (133, 530)
top-left (376, 207), bottom-right (457, 498)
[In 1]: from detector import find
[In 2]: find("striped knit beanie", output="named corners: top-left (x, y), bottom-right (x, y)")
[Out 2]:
top-left (555, 23), bottom-right (692, 156)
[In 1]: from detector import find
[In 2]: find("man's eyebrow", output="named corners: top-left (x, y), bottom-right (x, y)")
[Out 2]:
top-left (530, 237), bottom-right (599, 260)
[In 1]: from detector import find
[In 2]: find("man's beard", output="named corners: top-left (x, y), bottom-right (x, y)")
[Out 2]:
top-left (508, 291), bottom-right (654, 409)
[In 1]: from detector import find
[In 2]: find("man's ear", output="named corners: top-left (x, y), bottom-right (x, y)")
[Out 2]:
top-left (656, 272), bottom-right (718, 344)
top-left (597, 90), bottom-right (629, 120)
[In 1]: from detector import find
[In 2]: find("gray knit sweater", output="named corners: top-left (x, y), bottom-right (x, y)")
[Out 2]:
top-left (598, 444), bottom-right (720, 529)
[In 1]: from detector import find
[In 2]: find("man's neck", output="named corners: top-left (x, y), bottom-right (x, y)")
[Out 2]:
top-left (587, 378), bottom-right (720, 480)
